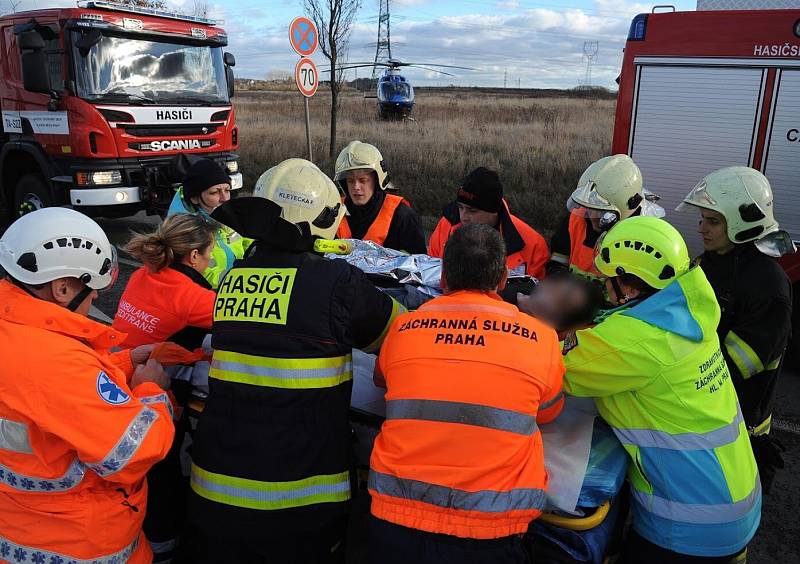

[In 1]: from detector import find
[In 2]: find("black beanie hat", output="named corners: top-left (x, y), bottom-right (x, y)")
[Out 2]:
top-left (183, 158), bottom-right (231, 200)
top-left (457, 167), bottom-right (503, 213)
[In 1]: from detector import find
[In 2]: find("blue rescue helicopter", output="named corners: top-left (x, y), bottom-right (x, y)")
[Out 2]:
top-left (336, 59), bottom-right (472, 119)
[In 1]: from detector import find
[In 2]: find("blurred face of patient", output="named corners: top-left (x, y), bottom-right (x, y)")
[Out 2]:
top-left (517, 277), bottom-right (589, 331)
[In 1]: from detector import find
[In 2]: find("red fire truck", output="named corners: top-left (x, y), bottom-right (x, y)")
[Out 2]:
top-left (613, 2), bottom-right (800, 350)
top-left (0, 0), bottom-right (241, 220)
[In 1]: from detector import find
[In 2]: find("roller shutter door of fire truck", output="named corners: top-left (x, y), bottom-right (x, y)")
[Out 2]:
top-left (763, 69), bottom-right (800, 243)
top-left (629, 65), bottom-right (764, 254)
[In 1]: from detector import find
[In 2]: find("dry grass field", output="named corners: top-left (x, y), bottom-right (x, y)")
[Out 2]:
top-left (234, 90), bottom-right (615, 236)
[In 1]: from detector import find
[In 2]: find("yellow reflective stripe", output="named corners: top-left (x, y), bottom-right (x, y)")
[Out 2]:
top-left (749, 414), bottom-right (772, 437)
top-left (363, 297), bottom-right (406, 353)
top-left (190, 463), bottom-right (351, 510)
top-left (729, 548), bottom-right (748, 563)
top-left (210, 350), bottom-right (352, 389)
top-left (766, 356), bottom-right (782, 371)
top-left (724, 331), bottom-right (763, 379)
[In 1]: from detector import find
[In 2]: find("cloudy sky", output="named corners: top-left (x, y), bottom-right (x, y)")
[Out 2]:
top-left (17, 0), bottom-right (697, 88)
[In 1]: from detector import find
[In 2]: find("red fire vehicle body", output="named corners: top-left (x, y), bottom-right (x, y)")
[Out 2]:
top-left (0, 1), bottom-right (241, 220)
top-left (612, 6), bottom-right (800, 284)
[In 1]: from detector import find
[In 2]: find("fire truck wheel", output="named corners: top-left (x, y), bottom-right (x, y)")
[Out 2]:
top-left (13, 174), bottom-right (52, 218)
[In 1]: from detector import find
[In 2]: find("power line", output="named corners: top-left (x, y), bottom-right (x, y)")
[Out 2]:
top-left (372, 0), bottom-right (392, 79)
top-left (582, 40), bottom-right (599, 86)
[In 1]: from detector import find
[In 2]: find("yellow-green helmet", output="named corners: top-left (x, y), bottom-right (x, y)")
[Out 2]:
top-left (334, 141), bottom-right (389, 191)
top-left (595, 216), bottom-right (690, 290)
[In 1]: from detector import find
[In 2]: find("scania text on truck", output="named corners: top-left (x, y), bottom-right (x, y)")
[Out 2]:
top-left (613, 1), bottom-right (800, 353)
top-left (0, 0), bottom-right (242, 220)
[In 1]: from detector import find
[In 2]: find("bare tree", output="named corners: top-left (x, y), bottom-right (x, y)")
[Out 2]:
top-left (304, 0), bottom-right (361, 159)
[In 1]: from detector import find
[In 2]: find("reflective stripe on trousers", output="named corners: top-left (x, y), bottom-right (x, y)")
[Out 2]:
top-left (385, 399), bottom-right (537, 435)
top-left (150, 537), bottom-right (177, 564)
top-left (632, 477), bottom-right (762, 525)
top-left (190, 463), bottom-right (351, 510)
top-left (210, 351), bottom-right (352, 389)
top-left (612, 408), bottom-right (744, 451)
top-left (749, 415), bottom-right (772, 437)
top-left (0, 531), bottom-right (139, 564)
top-left (369, 470), bottom-right (546, 513)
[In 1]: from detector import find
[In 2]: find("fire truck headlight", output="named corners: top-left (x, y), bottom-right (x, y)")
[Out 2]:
top-left (76, 171), bottom-right (123, 186)
top-left (225, 160), bottom-right (239, 174)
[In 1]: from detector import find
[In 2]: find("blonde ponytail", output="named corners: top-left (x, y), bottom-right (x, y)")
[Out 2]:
top-left (126, 213), bottom-right (216, 272)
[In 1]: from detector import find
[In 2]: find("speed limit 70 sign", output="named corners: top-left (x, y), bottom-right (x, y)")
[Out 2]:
top-left (295, 57), bottom-right (319, 97)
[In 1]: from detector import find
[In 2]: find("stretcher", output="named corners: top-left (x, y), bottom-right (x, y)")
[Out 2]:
top-left (350, 349), bottom-right (628, 564)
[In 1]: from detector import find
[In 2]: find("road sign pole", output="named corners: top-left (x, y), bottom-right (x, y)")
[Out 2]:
top-left (291, 18), bottom-right (319, 162)
top-left (304, 96), bottom-right (313, 162)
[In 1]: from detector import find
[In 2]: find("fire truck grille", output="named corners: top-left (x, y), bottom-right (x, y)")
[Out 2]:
top-left (119, 124), bottom-right (219, 137)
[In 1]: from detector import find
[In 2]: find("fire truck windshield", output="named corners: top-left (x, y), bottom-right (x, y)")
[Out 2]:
top-left (72, 33), bottom-right (229, 105)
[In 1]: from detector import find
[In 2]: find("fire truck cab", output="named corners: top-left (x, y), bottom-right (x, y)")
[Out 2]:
top-left (613, 2), bottom-right (800, 278)
top-left (0, 0), bottom-right (241, 221)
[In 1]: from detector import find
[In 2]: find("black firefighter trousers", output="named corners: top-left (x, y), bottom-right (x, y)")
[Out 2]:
top-left (180, 505), bottom-right (347, 564)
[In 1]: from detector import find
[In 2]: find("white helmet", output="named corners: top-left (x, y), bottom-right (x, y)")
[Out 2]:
top-left (677, 166), bottom-right (795, 257)
top-left (0, 208), bottom-right (117, 290)
top-left (568, 155), bottom-right (645, 221)
top-left (253, 158), bottom-right (345, 239)
top-left (334, 141), bottom-right (389, 191)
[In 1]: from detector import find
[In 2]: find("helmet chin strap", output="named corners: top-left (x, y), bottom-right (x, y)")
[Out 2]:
top-left (609, 276), bottom-right (630, 305)
top-left (67, 284), bottom-right (94, 312)
top-left (10, 277), bottom-right (93, 312)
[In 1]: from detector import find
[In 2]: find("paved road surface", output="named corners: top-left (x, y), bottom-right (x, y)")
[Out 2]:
top-left (95, 212), bottom-right (799, 564)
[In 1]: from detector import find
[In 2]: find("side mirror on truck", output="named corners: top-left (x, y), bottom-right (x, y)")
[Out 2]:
top-left (224, 52), bottom-right (236, 99)
top-left (18, 31), bottom-right (52, 95)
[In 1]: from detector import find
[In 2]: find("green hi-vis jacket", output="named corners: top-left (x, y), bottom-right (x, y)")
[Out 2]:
top-left (167, 188), bottom-right (252, 289)
top-left (564, 267), bottom-right (761, 558)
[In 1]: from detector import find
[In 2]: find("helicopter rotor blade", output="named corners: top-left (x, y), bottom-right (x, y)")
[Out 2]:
top-left (406, 65), bottom-right (456, 76)
top-left (317, 62), bottom-right (396, 72)
top-left (401, 62), bottom-right (474, 70)
top-left (321, 64), bottom-right (384, 72)
top-left (340, 62), bottom-right (391, 67)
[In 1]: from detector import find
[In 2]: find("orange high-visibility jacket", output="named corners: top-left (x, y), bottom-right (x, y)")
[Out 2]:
top-left (549, 211), bottom-right (600, 277)
top-left (369, 290), bottom-right (565, 539)
top-left (565, 212), bottom-right (599, 275)
top-left (113, 264), bottom-right (215, 349)
top-left (427, 202), bottom-right (550, 279)
top-left (0, 280), bottom-right (175, 564)
top-left (337, 193), bottom-right (408, 247)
